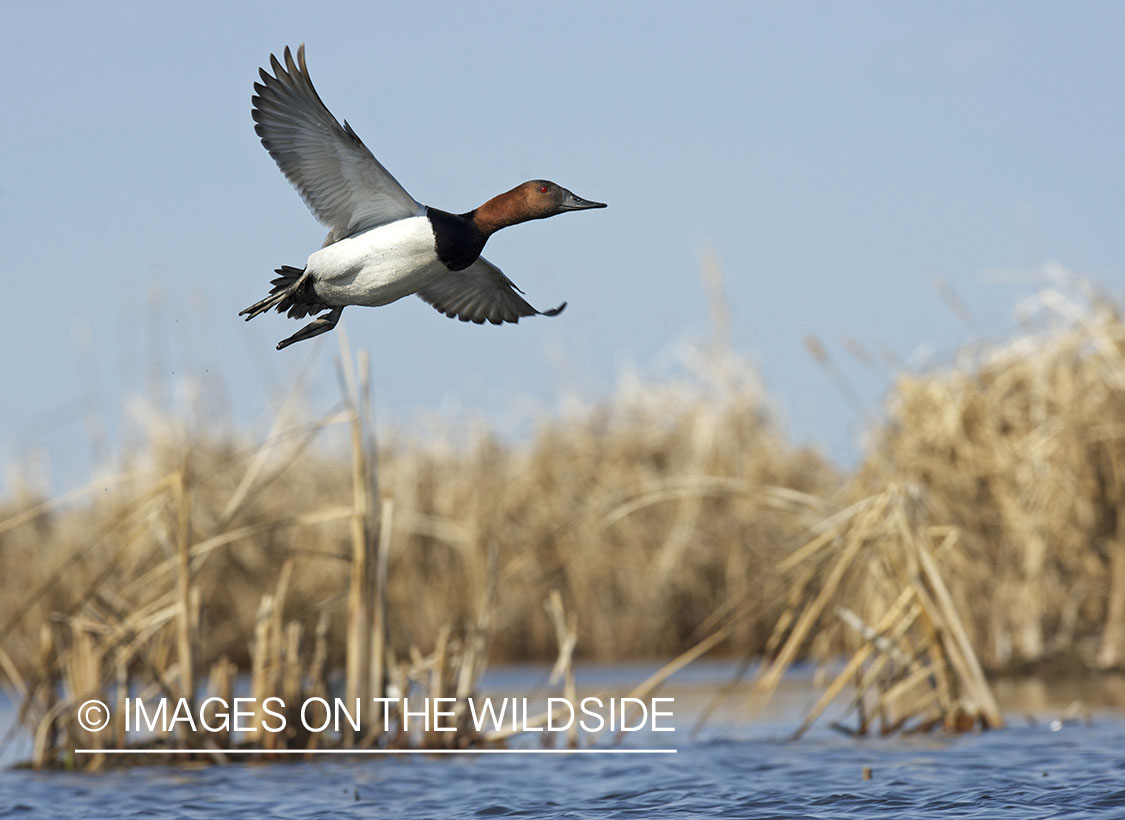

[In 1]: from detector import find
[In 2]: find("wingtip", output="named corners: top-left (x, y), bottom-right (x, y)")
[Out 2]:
top-left (266, 44), bottom-right (304, 74)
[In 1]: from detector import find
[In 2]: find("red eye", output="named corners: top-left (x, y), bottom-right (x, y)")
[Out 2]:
top-left (539, 186), bottom-right (548, 193)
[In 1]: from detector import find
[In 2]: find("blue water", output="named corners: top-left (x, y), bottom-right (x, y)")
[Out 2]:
top-left (2, 665), bottom-right (1124, 818)
top-left (2, 723), bottom-right (1124, 818)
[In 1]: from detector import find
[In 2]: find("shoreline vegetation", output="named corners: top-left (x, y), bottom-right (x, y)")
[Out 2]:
top-left (4, 276), bottom-right (1125, 767)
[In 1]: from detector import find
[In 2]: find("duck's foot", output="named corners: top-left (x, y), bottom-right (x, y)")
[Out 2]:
top-left (276, 307), bottom-right (344, 350)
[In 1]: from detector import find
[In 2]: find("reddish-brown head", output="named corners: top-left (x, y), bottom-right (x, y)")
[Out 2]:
top-left (472, 181), bottom-right (606, 235)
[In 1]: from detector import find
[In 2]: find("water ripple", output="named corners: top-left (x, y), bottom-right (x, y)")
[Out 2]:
top-left (2, 721), bottom-right (1125, 818)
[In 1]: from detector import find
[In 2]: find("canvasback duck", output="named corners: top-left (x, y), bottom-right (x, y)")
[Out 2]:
top-left (241, 45), bottom-right (606, 350)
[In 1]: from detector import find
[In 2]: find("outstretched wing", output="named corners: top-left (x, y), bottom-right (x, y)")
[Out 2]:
top-left (417, 257), bottom-right (567, 325)
top-left (252, 45), bottom-right (422, 242)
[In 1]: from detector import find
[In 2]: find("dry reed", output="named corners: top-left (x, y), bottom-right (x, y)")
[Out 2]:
top-left (733, 280), bottom-right (1125, 733)
top-left (6, 273), bottom-right (1125, 763)
top-left (0, 337), bottom-right (831, 683)
top-left (1, 316), bottom-right (832, 766)
top-left (743, 485), bottom-right (1003, 736)
top-left (856, 282), bottom-right (1125, 671)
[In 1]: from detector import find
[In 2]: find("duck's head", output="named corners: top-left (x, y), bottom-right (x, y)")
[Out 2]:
top-left (473, 180), bottom-right (606, 234)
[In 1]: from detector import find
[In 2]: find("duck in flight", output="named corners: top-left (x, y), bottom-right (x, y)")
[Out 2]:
top-left (241, 45), bottom-right (606, 350)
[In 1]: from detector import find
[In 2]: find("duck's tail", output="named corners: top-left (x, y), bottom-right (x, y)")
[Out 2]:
top-left (239, 265), bottom-right (327, 321)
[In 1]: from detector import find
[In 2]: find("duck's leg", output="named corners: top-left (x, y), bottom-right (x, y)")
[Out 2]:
top-left (276, 307), bottom-right (344, 350)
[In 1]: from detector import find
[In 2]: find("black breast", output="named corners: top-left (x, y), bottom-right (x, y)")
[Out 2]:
top-left (427, 207), bottom-right (487, 271)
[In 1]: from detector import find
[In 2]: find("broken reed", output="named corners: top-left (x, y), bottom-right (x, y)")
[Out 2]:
top-left (729, 283), bottom-right (1125, 735)
top-left (740, 485), bottom-right (1003, 737)
top-left (856, 284), bottom-right (1125, 671)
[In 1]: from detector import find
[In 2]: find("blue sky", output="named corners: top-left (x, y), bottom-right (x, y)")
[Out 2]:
top-left (3, 1), bottom-right (1123, 492)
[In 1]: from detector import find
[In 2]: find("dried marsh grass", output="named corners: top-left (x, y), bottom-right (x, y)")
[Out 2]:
top-left (7, 274), bottom-right (1125, 764)
top-left (744, 485), bottom-right (1002, 736)
top-left (1, 327), bottom-right (834, 766)
top-left (857, 284), bottom-right (1125, 670)
top-left (737, 281), bottom-right (1125, 735)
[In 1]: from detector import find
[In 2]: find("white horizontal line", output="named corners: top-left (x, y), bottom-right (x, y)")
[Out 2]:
top-left (74, 748), bottom-right (677, 755)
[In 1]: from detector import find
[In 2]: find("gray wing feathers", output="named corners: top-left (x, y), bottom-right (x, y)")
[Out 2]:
top-left (252, 45), bottom-right (421, 240)
top-left (417, 257), bottom-right (566, 325)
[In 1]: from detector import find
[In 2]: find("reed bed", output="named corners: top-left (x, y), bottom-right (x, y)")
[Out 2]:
top-left (0, 343), bottom-right (832, 669)
top-left (0, 326), bottom-right (834, 767)
top-left (856, 284), bottom-right (1125, 671)
top-left (5, 277), bottom-right (1125, 764)
top-left (743, 484), bottom-right (1003, 737)
top-left (3, 346), bottom-right (600, 768)
top-left (732, 282), bottom-right (1125, 734)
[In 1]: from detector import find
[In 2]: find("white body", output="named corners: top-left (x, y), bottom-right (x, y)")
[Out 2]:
top-left (305, 216), bottom-right (445, 307)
